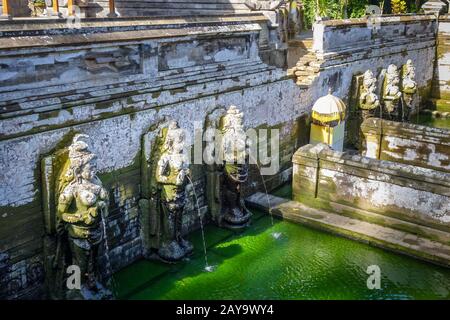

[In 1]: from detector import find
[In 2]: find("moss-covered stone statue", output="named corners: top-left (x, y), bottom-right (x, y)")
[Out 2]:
top-left (155, 121), bottom-right (193, 262)
top-left (382, 64), bottom-right (402, 121)
top-left (206, 106), bottom-right (251, 229)
top-left (359, 70), bottom-right (380, 120)
top-left (55, 134), bottom-right (112, 299)
top-left (401, 59), bottom-right (417, 122)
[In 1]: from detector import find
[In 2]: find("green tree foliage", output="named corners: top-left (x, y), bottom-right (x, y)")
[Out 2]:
top-left (301, 0), bottom-right (420, 29)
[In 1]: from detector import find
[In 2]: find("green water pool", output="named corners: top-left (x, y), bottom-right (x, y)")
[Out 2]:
top-left (414, 113), bottom-right (450, 129)
top-left (114, 186), bottom-right (450, 300)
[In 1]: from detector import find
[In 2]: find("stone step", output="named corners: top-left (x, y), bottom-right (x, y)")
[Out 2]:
top-left (246, 192), bottom-right (450, 268)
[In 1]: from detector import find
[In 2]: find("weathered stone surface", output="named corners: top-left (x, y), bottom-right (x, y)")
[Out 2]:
top-left (361, 118), bottom-right (450, 172)
top-left (0, 16), bottom-right (304, 299)
top-left (294, 15), bottom-right (437, 112)
top-left (293, 144), bottom-right (450, 231)
top-left (431, 15), bottom-right (450, 107)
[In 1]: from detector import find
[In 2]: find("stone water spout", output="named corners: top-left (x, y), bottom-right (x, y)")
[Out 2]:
top-left (382, 64), bottom-right (402, 121)
top-left (55, 134), bottom-right (112, 299)
top-left (401, 59), bottom-right (418, 122)
top-left (154, 121), bottom-right (194, 262)
top-left (205, 106), bottom-right (252, 229)
top-left (359, 70), bottom-right (380, 120)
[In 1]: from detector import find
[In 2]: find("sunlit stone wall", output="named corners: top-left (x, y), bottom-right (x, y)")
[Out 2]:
top-left (431, 15), bottom-right (450, 112)
top-left (300, 15), bottom-right (437, 111)
top-left (293, 144), bottom-right (450, 229)
top-left (361, 118), bottom-right (450, 172)
top-left (93, 0), bottom-right (251, 17)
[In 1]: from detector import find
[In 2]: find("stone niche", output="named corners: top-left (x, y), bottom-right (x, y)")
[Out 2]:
top-left (293, 144), bottom-right (450, 232)
top-left (361, 118), bottom-right (450, 172)
top-left (139, 118), bottom-right (208, 259)
top-left (41, 134), bottom-right (113, 299)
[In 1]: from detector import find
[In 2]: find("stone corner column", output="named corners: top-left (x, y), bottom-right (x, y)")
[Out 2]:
top-left (360, 117), bottom-right (383, 159)
top-left (292, 144), bottom-right (327, 203)
top-left (0, 0), bottom-right (12, 20)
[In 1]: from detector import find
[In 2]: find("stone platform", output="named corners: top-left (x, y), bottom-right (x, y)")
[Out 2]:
top-left (246, 192), bottom-right (450, 268)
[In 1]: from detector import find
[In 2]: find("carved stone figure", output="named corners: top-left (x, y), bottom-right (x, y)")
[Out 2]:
top-left (206, 106), bottom-right (252, 229)
top-left (155, 121), bottom-right (193, 262)
top-left (56, 134), bottom-right (111, 299)
top-left (401, 59), bottom-right (417, 122)
top-left (28, 0), bottom-right (47, 17)
top-left (359, 70), bottom-right (380, 120)
top-left (382, 64), bottom-right (402, 121)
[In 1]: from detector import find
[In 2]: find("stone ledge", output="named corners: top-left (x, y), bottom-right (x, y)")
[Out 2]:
top-left (246, 192), bottom-right (450, 268)
top-left (293, 144), bottom-right (450, 189)
top-left (361, 118), bottom-right (450, 145)
top-left (0, 13), bottom-right (268, 32)
top-left (319, 14), bottom-right (437, 28)
top-left (0, 23), bottom-right (262, 50)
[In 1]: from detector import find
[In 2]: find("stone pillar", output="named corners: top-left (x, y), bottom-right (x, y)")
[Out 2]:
top-left (360, 117), bottom-right (382, 159)
top-left (292, 144), bottom-right (325, 204)
top-left (422, 1), bottom-right (448, 14)
top-left (0, 0), bottom-right (12, 19)
top-left (67, 0), bottom-right (73, 15)
top-left (107, 0), bottom-right (117, 17)
top-left (50, 0), bottom-right (62, 17)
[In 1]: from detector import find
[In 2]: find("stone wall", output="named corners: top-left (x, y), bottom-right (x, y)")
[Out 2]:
top-left (431, 15), bottom-right (450, 112)
top-left (295, 15), bottom-right (437, 114)
top-left (361, 118), bottom-right (450, 172)
top-left (0, 0), bottom-right (30, 17)
top-left (0, 15), bottom-right (306, 299)
top-left (0, 12), bottom-right (444, 299)
top-left (92, 0), bottom-right (251, 17)
top-left (293, 144), bottom-right (450, 233)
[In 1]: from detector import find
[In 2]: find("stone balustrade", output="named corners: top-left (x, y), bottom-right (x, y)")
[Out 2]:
top-left (293, 143), bottom-right (450, 232)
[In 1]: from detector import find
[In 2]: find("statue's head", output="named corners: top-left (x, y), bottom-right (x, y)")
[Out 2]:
top-left (164, 121), bottom-right (185, 155)
top-left (223, 105), bottom-right (244, 131)
top-left (405, 59), bottom-right (415, 78)
top-left (363, 70), bottom-right (376, 90)
top-left (386, 64), bottom-right (399, 85)
top-left (68, 134), bottom-right (97, 182)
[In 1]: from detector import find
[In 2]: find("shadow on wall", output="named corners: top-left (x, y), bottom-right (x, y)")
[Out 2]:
top-left (3, 0), bottom-right (31, 17)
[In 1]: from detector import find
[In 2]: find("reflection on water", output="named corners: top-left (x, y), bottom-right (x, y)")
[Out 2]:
top-left (115, 212), bottom-right (450, 300)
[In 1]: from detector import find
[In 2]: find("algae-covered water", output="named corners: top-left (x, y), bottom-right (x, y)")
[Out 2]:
top-left (114, 185), bottom-right (450, 300)
top-left (414, 113), bottom-right (450, 129)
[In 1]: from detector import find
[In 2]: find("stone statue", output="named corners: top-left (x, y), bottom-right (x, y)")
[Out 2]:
top-left (217, 106), bottom-right (252, 229)
top-left (28, 0), bottom-right (47, 17)
top-left (155, 121), bottom-right (193, 262)
top-left (359, 70), bottom-right (380, 120)
top-left (56, 134), bottom-right (111, 299)
top-left (382, 64), bottom-right (402, 121)
top-left (401, 59), bottom-right (417, 122)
